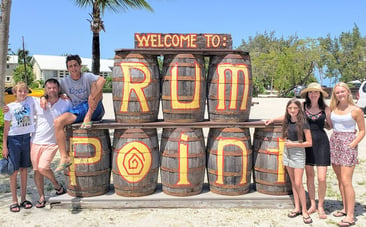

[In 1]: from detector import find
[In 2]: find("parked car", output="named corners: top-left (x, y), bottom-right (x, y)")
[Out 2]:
top-left (293, 85), bottom-right (306, 98)
top-left (4, 87), bottom-right (44, 104)
top-left (357, 81), bottom-right (366, 114)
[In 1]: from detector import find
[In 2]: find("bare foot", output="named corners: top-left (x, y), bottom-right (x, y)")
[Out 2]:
top-left (307, 207), bottom-right (317, 215)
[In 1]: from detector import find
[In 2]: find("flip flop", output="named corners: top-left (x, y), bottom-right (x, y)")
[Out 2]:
top-left (333, 210), bottom-right (347, 217)
top-left (9, 203), bottom-right (20, 212)
top-left (35, 200), bottom-right (46, 208)
top-left (338, 219), bottom-right (355, 226)
top-left (303, 216), bottom-right (313, 224)
top-left (55, 184), bottom-right (67, 196)
top-left (55, 162), bottom-right (72, 172)
top-left (20, 200), bottom-right (33, 209)
top-left (80, 122), bottom-right (93, 129)
top-left (287, 211), bottom-right (302, 218)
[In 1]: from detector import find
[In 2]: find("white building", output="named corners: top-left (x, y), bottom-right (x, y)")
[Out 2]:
top-left (30, 55), bottom-right (114, 82)
top-left (5, 55), bottom-right (18, 86)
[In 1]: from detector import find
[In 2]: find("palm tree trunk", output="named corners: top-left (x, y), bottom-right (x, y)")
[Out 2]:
top-left (92, 31), bottom-right (100, 75)
top-left (0, 0), bottom-right (12, 106)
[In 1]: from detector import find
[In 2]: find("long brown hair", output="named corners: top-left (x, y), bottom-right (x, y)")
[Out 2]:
top-left (282, 98), bottom-right (307, 142)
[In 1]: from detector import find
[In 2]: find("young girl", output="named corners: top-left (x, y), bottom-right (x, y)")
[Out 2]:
top-left (330, 82), bottom-right (365, 226)
top-left (2, 82), bottom-right (36, 212)
top-left (281, 98), bottom-right (313, 224)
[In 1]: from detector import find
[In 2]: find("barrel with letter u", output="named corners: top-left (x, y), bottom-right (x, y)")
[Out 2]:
top-left (160, 128), bottom-right (206, 196)
top-left (112, 52), bottom-right (160, 122)
top-left (112, 128), bottom-right (159, 197)
top-left (206, 128), bottom-right (252, 195)
top-left (252, 126), bottom-right (292, 195)
top-left (207, 53), bottom-right (252, 122)
top-left (161, 54), bottom-right (206, 122)
top-left (64, 128), bottom-right (111, 197)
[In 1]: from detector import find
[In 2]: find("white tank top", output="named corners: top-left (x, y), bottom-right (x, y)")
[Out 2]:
top-left (331, 111), bottom-right (356, 132)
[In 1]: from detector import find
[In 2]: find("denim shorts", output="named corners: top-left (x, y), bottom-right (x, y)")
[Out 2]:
top-left (7, 134), bottom-right (32, 170)
top-left (70, 101), bottom-right (105, 123)
top-left (283, 145), bottom-right (306, 169)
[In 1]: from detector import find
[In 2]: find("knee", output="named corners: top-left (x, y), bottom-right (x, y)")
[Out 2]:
top-left (38, 167), bottom-right (49, 175)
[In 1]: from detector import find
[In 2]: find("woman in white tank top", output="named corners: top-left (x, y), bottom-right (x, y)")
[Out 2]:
top-left (329, 82), bottom-right (365, 226)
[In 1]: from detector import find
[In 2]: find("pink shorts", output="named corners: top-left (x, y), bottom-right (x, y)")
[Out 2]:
top-left (31, 143), bottom-right (58, 170)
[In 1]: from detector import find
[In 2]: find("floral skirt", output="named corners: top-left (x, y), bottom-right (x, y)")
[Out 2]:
top-left (330, 131), bottom-right (358, 167)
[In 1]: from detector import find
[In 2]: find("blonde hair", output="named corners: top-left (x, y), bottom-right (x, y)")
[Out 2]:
top-left (12, 81), bottom-right (29, 97)
top-left (330, 82), bottom-right (354, 110)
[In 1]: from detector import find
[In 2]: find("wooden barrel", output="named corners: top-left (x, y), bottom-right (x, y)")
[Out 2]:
top-left (160, 128), bottom-right (205, 196)
top-left (161, 54), bottom-right (206, 122)
top-left (207, 128), bottom-right (252, 195)
top-left (112, 128), bottom-right (159, 196)
top-left (64, 128), bottom-right (111, 197)
top-left (207, 53), bottom-right (252, 122)
top-left (252, 126), bottom-right (292, 195)
top-left (112, 52), bottom-right (160, 122)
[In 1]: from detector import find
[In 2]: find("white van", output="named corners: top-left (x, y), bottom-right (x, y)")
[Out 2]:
top-left (357, 81), bottom-right (366, 114)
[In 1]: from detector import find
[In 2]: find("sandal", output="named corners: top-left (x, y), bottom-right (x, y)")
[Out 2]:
top-left (333, 210), bottom-right (347, 217)
top-left (303, 216), bottom-right (313, 224)
top-left (55, 184), bottom-right (66, 195)
top-left (35, 200), bottom-right (46, 208)
top-left (9, 203), bottom-right (20, 212)
top-left (20, 200), bottom-right (33, 209)
top-left (287, 210), bottom-right (302, 218)
top-left (55, 162), bottom-right (72, 172)
top-left (338, 219), bottom-right (355, 226)
top-left (80, 122), bottom-right (93, 129)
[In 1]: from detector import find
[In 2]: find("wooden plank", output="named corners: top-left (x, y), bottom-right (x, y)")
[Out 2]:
top-left (114, 48), bottom-right (249, 56)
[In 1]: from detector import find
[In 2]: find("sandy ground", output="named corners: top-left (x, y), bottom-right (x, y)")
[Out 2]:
top-left (0, 95), bottom-right (365, 227)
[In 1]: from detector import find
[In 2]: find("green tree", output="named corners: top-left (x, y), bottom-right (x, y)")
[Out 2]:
top-left (12, 64), bottom-right (34, 85)
top-left (73, 0), bottom-right (153, 75)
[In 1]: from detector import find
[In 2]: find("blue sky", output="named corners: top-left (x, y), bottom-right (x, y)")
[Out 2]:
top-left (8, 0), bottom-right (366, 60)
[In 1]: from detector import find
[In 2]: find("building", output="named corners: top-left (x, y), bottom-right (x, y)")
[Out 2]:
top-left (5, 55), bottom-right (18, 86)
top-left (31, 55), bottom-right (114, 82)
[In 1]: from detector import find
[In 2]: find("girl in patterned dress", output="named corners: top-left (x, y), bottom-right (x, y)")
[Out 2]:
top-left (330, 82), bottom-right (365, 226)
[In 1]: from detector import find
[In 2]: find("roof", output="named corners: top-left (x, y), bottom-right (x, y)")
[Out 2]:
top-left (31, 55), bottom-right (114, 73)
top-left (7, 55), bottom-right (18, 64)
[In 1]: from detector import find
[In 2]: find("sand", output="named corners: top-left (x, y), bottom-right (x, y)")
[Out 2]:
top-left (0, 96), bottom-right (365, 227)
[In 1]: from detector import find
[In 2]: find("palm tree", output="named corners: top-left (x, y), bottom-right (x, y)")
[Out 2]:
top-left (73, 0), bottom-right (153, 75)
top-left (0, 0), bottom-right (12, 107)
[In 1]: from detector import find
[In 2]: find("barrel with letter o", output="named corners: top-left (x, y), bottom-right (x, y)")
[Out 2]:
top-left (113, 52), bottom-right (160, 122)
top-left (112, 128), bottom-right (159, 196)
top-left (64, 128), bottom-right (111, 197)
top-left (161, 54), bottom-right (206, 122)
top-left (207, 53), bottom-right (252, 122)
top-left (160, 128), bottom-right (206, 196)
top-left (207, 128), bottom-right (252, 195)
top-left (252, 126), bottom-right (292, 195)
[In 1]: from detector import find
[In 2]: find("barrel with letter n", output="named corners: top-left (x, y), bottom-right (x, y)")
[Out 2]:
top-left (252, 126), bottom-right (292, 195)
top-left (161, 54), bottom-right (206, 122)
top-left (112, 128), bottom-right (159, 196)
top-left (64, 128), bottom-right (112, 197)
top-left (112, 52), bottom-right (160, 123)
top-left (207, 52), bottom-right (252, 122)
top-left (206, 128), bottom-right (252, 195)
top-left (160, 128), bottom-right (206, 196)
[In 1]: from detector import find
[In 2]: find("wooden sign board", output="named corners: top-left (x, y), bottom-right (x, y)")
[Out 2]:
top-left (134, 33), bottom-right (232, 49)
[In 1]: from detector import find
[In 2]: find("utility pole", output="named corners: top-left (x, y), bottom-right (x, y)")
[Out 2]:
top-left (22, 36), bottom-right (27, 84)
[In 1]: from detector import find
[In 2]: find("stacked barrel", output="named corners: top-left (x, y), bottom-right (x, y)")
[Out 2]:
top-left (64, 49), bottom-right (291, 197)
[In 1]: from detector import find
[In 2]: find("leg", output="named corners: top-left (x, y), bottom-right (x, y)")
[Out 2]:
top-left (332, 164), bottom-right (346, 214)
top-left (34, 170), bottom-right (45, 203)
top-left (305, 165), bottom-right (317, 214)
top-left (83, 82), bottom-right (103, 125)
top-left (9, 170), bottom-right (19, 206)
top-left (293, 167), bottom-right (309, 217)
top-left (39, 167), bottom-right (62, 191)
top-left (339, 165), bottom-right (356, 223)
top-left (286, 167), bottom-right (301, 214)
top-left (19, 168), bottom-right (32, 209)
top-left (54, 112), bottom-right (77, 171)
top-left (317, 166), bottom-right (328, 216)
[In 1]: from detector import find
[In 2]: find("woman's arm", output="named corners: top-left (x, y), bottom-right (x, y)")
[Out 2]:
top-left (324, 106), bottom-right (333, 130)
top-left (350, 106), bottom-right (365, 148)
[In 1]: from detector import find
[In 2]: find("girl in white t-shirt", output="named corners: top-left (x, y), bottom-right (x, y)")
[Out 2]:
top-left (2, 82), bottom-right (36, 212)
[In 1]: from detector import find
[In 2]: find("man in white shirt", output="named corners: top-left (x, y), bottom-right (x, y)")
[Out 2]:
top-left (31, 78), bottom-right (72, 208)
